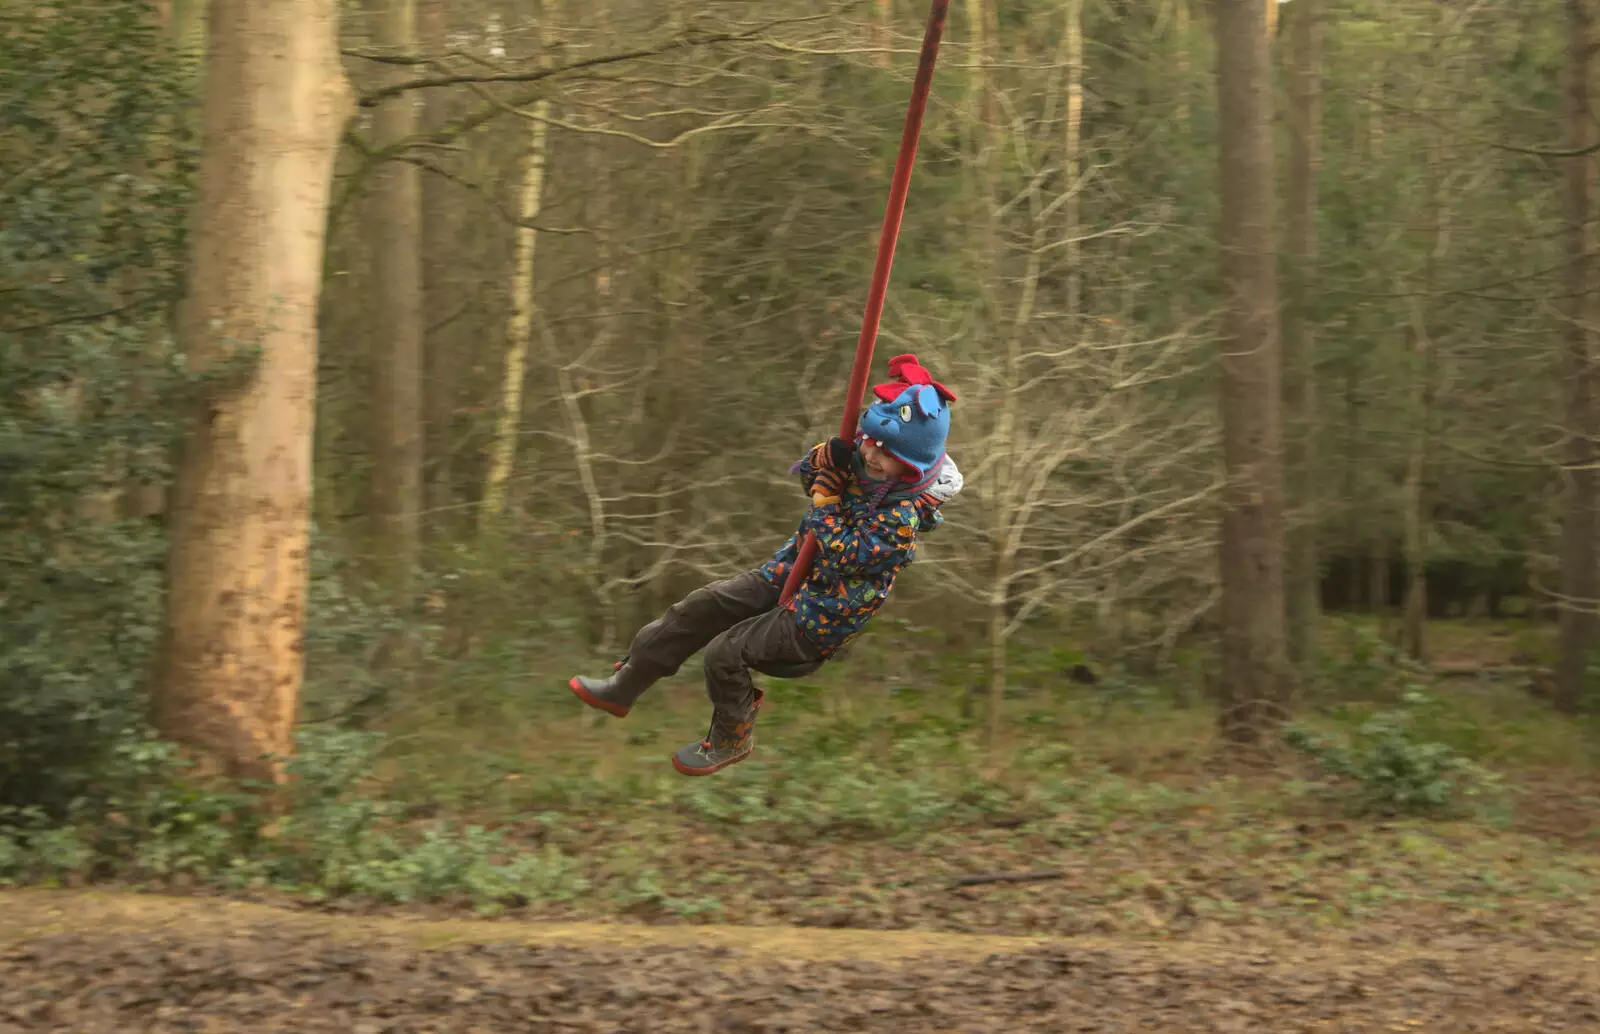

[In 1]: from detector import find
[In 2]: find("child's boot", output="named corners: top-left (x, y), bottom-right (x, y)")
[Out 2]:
top-left (671, 691), bottom-right (764, 776)
top-left (568, 660), bottom-right (658, 717)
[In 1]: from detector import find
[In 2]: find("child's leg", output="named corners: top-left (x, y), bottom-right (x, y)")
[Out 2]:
top-left (671, 609), bottom-right (822, 776)
top-left (569, 571), bottom-right (778, 716)
top-left (626, 571), bottom-right (780, 679)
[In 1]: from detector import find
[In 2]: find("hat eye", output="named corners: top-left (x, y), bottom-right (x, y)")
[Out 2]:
top-left (897, 404), bottom-right (913, 422)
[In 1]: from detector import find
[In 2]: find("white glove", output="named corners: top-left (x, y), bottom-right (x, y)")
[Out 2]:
top-left (927, 455), bottom-right (964, 502)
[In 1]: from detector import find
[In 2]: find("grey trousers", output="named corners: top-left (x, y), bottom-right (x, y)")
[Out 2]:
top-left (625, 571), bottom-right (824, 717)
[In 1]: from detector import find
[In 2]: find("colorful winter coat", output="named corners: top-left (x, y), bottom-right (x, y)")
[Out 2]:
top-left (758, 450), bottom-right (963, 657)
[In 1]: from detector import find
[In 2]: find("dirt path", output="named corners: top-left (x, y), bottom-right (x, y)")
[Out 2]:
top-left (2, 890), bottom-right (1597, 1032)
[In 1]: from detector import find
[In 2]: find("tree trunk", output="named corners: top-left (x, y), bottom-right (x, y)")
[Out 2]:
top-left (644, 134), bottom-right (704, 624)
top-left (1401, 133), bottom-right (1444, 662)
top-left (1369, 543), bottom-right (1390, 615)
top-left (364, 0), bottom-right (423, 598)
top-left (872, 0), bottom-right (893, 69)
top-left (964, 0), bottom-right (998, 200)
top-left (986, 578), bottom-right (1010, 746)
top-left (1212, 0), bottom-right (1293, 744)
top-left (965, 0), bottom-right (1012, 747)
top-left (1558, 0), bottom-right (1598, 713)
top-left (1400, 312), bottom-right (1432, 662)
top-left (153, 0), bottom-right (353, 784)
top-left (481, 101), bottom-right (552, 527)
top-left (421, 0), bottom-right (457, 529)
top-left (1173, 0), bottom-right (1191, 127)
top-left (1282, 0), bottom-right (1321, 670)
top-left (1063, 0), bottom-right (1084, 319)
top-left (1342, 358), bottom-right (1362, 608)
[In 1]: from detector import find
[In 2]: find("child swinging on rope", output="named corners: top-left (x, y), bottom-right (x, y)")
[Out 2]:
top-left (568, 353), bottom-right (963, 776)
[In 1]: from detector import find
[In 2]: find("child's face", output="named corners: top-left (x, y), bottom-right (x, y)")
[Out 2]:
top-left (858, 438), bottom-right (914, 481)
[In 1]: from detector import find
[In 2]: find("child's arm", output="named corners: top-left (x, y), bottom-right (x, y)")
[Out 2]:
top-left (800, 498), bottom-right (918, 579)
top-left (789, 452), bottom-right (818, 493)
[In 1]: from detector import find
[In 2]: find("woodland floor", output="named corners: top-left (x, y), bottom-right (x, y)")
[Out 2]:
top-left (6, 620), bottom-right (1598, 1031)
top-left (2, 889), bottom-right (1598, 1032)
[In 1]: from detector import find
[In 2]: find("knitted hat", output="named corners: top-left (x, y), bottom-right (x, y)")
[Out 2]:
top-left (856, 353), bottom-right (957, 478)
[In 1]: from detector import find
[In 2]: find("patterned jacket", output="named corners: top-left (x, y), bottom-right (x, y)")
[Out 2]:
top-left (758, 450), bottom-right (963, 657)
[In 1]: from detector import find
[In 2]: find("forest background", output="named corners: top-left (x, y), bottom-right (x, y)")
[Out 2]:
top-left (2, 0), bottom-right (1597, 931)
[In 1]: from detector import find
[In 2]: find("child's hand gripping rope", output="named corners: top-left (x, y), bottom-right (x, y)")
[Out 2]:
top-left (807, 436), bottom-right (856, 506)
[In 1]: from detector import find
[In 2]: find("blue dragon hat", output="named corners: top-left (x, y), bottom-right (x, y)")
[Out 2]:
top-left (857, 353), bottom-right (957, 478)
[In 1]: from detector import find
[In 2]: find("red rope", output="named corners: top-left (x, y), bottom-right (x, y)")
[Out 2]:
top-left (778, 0), bottom-right (951, 608)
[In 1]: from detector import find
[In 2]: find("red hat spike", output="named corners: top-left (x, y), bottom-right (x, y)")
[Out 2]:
top-left (872, 352), bottom-right (957, 403)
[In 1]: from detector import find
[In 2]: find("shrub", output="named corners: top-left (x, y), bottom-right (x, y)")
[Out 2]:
top-left (1285, 692), bottom-right (1509, 820)
top-left (1, 0), bottom-right (194, 817)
